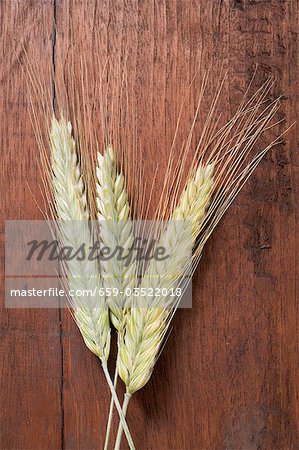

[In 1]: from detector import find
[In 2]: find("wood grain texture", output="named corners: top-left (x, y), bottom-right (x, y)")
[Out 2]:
top-left (1, 1), bottom-right (298, 449)
top-left (0, 1), bottom-right (62, 449)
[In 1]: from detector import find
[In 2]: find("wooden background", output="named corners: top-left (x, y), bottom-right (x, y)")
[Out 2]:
top-left (1, 1), bottom-right (298, 449)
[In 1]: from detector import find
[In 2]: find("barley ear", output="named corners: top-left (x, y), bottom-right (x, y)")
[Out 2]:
top-left (114, 164), bottom-right (214, 449)
top-left (117, 163), bottom-right (214, 395)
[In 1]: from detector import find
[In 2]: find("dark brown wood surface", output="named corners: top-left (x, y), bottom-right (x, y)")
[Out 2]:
top-left (1, 1), bottom-right (298, 449)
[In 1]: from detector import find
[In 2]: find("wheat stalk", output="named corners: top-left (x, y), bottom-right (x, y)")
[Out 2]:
top-left (96, 146), bottom-right (137, 449)
top-left (50, 116), bottom-right (135, 450)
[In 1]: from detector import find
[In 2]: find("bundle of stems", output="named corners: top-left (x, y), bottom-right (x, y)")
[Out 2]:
top-left (27, 55), bottom-right (136, 449)
top-left (28, 55), bottom-right (287, 449)
top-left (49, 116), bottom-right (136, 450)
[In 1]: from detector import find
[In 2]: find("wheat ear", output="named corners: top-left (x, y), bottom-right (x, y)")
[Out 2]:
top-left (96, 146), bottom-right (137, 449)
top-left (96, 146), bottom-right (136, 331)
top-left (51, 115), bottom-right (110, 359)
top-left (50, 116), bottom-right (135, 450)
top-left (114, 164), bottom-right (214, 450)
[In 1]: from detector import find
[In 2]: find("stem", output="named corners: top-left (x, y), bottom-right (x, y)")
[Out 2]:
top-left (101, 362), bottom-right (135, 450)
top-left (114, 393), bottom-right (131, 450)
top-left (104, 365), bottom-right (118, 450)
